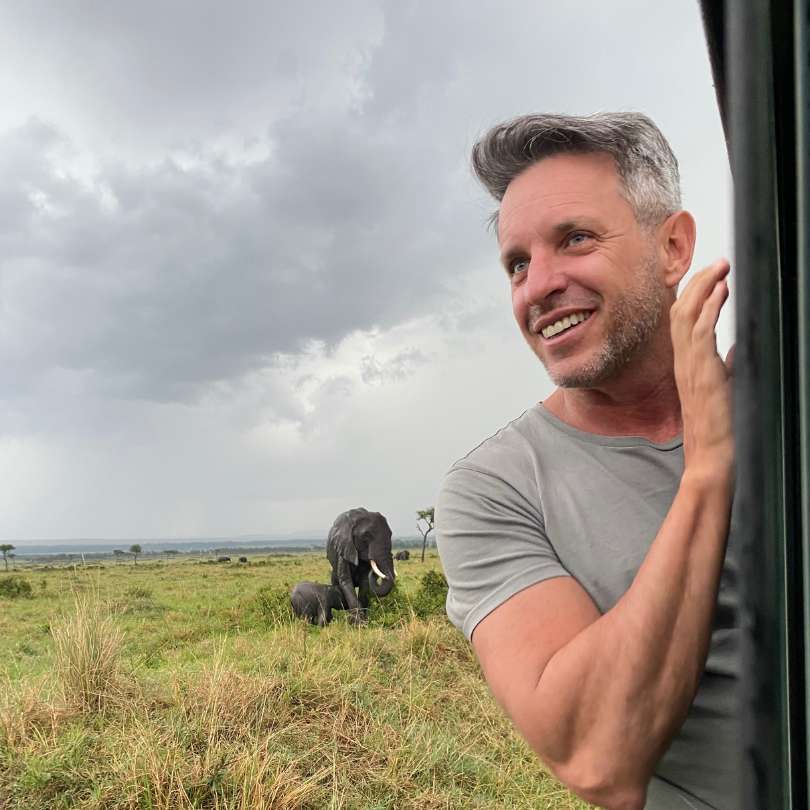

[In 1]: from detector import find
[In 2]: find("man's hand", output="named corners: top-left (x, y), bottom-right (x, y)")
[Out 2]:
top-left (670, 258), bottom-right (734, 478)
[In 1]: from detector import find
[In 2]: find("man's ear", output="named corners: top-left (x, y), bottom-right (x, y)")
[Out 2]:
top-left (658, 210), bottom-right (696, 289)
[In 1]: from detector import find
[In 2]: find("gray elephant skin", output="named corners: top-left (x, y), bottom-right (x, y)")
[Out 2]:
top-left (326, 507), bottom-right (396, 624)
top-left (290, 582), bottom-right (347, 626)
top-left (395, 550), bottom-right (410, 561)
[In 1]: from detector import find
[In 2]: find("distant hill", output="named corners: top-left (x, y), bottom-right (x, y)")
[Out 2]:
top-left (8, 534), bottom-right (426, 557)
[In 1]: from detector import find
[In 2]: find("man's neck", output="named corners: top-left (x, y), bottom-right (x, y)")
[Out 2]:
top-left (542, 362), bottom-right (683, 444)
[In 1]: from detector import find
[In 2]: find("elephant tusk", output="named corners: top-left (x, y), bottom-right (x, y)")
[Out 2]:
top-left (370, 559), bottom-right (388, 580)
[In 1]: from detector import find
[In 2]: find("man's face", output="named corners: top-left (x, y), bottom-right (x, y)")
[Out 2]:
top-left (498, 152), bottom-right (669, 388)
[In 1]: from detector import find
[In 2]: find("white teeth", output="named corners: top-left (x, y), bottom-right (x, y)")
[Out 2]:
top-left (541, 311), bottom-right (591, 339)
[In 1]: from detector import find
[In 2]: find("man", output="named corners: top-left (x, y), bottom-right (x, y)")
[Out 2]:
top-left (436, 113), bottom-right (738, 810)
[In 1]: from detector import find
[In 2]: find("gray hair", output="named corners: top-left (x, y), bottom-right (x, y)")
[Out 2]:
top-left (471, 112), bottom-right (681, 228)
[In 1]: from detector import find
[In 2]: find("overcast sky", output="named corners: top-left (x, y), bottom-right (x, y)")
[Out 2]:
top-left (0, 0), bottom-right (732, 543)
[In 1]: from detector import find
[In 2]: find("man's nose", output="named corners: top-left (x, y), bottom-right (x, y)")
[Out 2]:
top-left (521, 256), bottom-right (568, 306)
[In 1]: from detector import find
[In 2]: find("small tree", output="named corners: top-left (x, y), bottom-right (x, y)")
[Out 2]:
top-left (113, 549), bottom-right (126, 564)
top-left (0, 544), bottom-right (15, 572)
top-left (129, 543), bottom-right (142, 565)
top-left (417, 508), bottom-right (435, 563)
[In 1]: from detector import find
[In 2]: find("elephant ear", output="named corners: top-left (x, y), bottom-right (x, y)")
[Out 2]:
top-left (369, 512), bottom-right (393, 550)
top-left (331, 509), bottom-right (360, 567)
top-left (372, 512), bottom-right (393, 540)
top-left (364, 511), bottom-right (394, 564)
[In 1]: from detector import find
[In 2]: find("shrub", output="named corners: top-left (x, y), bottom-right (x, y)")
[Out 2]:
top-left (0, 577), bottom-right (33, 599)
top-left (51, 593), bottom-right (124, 712)
top-left (253, 585), bottom-right (294, 626)
top-left (412, 570), bottom-right (449, 619)
top-left (368, 583), bottom-right (414, 627)
top-left (368, 570), bottom-right (450, 627)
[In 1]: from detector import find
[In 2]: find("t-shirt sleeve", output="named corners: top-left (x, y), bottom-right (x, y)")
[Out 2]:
top-left (436, 462), bottom-right (571, 640)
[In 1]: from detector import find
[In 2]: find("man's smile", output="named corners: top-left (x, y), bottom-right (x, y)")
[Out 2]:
top-left (539, 310), bottom-right (593, 341)
top-left (531, 308), bottom-right (596, 344)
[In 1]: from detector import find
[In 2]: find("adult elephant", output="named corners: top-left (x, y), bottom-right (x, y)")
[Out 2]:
top-left (326, 508), bottom-right (396, 624)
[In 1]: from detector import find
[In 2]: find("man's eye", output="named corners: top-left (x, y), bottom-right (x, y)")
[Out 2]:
top-left (510, 258), bottom-right (529, 275)
top-left (567, 232), bottom-right (591, 247)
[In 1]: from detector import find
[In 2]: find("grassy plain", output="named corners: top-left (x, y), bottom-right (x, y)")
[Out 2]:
top-left (0, 552), bottom-right (590, 809)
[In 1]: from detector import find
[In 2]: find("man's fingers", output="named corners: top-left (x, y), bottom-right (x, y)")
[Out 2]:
top-left (692, 278), bottom-right (729, 339)
top-left (674, 259), bottom-right (730, 321)
top-left (670, 259), bottom-right (731, 346)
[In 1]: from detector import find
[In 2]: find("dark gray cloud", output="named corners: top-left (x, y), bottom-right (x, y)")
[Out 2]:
top-left (0, 0), bottom-right (723, 411)
top-left (0, 1), bottom-right (382, 153)
top-left (0, 111), bottom-right (483, 404)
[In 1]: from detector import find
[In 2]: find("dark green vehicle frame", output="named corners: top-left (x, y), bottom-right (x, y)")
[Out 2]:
top-left (700, 1), bottom-right (809, 806)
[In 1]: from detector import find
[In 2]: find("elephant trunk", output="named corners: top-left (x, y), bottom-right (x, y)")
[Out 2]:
top-left (368, 558), bottom-right (395, 597)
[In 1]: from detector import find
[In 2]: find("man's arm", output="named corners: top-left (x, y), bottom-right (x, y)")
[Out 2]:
top-left (472, 261), bottom-right (734, 810)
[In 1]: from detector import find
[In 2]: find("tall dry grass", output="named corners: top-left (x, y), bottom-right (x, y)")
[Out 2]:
top-left (0, 677), bottom-right (67, 751)
top-left (50, 592), bottom-right (125, 712)
top-left (1, 556), bottom-right (592, 809)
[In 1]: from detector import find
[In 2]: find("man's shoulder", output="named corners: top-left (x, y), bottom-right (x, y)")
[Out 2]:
top-left (436, 404), bottom-right (570, 639)
top-left (446, 403), bottom-right (560, 479)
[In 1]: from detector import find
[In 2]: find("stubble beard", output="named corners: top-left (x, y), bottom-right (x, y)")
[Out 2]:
top-left (542, 252), bottom-right (667, 388)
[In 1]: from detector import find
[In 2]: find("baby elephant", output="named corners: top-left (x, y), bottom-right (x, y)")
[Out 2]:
top-left (290, 582), bottom-right (348, 626)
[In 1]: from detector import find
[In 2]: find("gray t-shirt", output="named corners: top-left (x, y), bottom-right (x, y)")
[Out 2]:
top-left (436, 404), bottom-right (740, 810)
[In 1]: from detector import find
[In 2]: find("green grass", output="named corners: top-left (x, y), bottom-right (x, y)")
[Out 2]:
top-left (0, 552), bottom-right (591, 809)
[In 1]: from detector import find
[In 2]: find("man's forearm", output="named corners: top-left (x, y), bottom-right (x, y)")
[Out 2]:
top-left (525, 468), bottom-right (733, 805)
